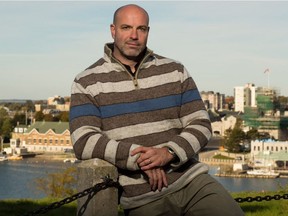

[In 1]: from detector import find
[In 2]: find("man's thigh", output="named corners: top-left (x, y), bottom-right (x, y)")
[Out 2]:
top-left (125, 174), bottom-right (244, 216)
top-left (180, 174), bottom-right (244, 216)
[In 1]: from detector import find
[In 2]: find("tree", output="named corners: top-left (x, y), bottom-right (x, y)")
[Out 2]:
top-left (34, 111), bottom-right (45, 121)
top-left (222, 118), bottom-right (246, 153)
top-left (44, 114), bottom-right (54, 122)
top-left (11, 113), bottom-right (26, 126)
top-left (25, 100), bottom-right (35, 112)
top-left (246, 128), bottom-right (260, 141)
top-left (0, 108), bottom-right (9, 138)
top-left (59, 111), bottom-right (69, 122)
top-left (1, 118), bottom-right (13, 139)
top-left (35, 167), bottom-right (77, 198)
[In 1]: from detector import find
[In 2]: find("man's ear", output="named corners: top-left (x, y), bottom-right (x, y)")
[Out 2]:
top-left (110, 24), bottom-right (115, 39)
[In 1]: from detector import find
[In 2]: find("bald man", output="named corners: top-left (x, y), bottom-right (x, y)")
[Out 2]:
top-left (70, 4), bottom-right (244, 216)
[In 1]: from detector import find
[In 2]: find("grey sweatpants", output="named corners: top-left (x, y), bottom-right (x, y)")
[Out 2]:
top-left (124, 173), bottom-right (245, 216)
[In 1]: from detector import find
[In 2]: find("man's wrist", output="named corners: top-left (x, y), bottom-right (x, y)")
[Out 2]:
top-left (167, 147), bottom-right (176, 157)
top-left (166, 147), bottom-right (178, 162)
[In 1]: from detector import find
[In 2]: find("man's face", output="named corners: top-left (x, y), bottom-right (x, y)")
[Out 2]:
top-left (110, 7), bottom-right (149, 61)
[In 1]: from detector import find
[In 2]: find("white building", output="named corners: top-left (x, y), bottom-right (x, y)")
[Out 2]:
top-left (251, 140), bottom-right (288, 155)
top-left (234, 83), bottom-right (256, 112)
top-left (201, 91), bottom-right (225, 111)
top-left (250, 140), bottom-right (288, 168)
top-left (211, 115), bottom-right (237, 136)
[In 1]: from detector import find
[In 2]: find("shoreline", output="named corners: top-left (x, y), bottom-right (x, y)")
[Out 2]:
top-left (21, 152), bottom-right (77, 162)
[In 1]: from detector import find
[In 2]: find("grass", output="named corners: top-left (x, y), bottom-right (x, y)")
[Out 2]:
top-left (232, 191), bottom-right (288, 216)
top-left (0, 198), bottom-right (77, 216)
top-left (1, 191), bottom-right (288, 216)
top-left (213, 154), bottom-right (234, 160)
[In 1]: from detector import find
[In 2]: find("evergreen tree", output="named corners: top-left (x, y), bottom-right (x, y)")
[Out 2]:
top-left (223, 118), bottom-right (245, 153)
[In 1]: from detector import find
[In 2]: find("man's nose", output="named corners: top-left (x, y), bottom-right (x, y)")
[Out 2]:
top-left (130, 28), bottom-right (138, 39)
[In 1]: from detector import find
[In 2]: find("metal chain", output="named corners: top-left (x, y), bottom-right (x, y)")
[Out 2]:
top-left (21, 176), bottom-right (119, 216)
top-left (235, 193), bottom-right (288, 203)
top-left (21, 175), bottom-right (288, 216)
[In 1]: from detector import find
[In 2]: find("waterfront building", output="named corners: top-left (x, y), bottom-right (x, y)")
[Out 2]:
top-left (250, 140), bottom-right (288, 168)
top-left (10, 121), bottom-right (72, 153)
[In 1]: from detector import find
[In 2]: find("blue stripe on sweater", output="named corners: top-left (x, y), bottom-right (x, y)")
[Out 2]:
top-left (70, 89), bottom-right (201, 120)
top-left (182, 89), bottom-right (201, 104)
top-left (101, 94), bottom-right (181, 118)
top-left (70, 104), bottom-right (101, 121)
top-left (101, 89), bottom-right (201, 118)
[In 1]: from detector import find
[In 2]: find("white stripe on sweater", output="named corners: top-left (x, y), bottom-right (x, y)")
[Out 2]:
top-left (82, 133), bottom-right (102, 159)
top-left (105, 118), bottom-right (183, 140)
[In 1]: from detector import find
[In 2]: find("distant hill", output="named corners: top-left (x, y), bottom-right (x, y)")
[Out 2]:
top-left (0, 99), bottom-right (31, 104)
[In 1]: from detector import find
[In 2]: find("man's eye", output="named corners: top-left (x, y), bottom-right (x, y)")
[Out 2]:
top-left (139, 27), bottom-right (148, 32)
top-left (122, 26), bottom-right (130, 30)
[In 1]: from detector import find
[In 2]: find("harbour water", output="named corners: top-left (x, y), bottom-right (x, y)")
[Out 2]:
top-left (1, 158), bottom-right (288, 200)
top-left (0, 157), bottom-right (75, 199)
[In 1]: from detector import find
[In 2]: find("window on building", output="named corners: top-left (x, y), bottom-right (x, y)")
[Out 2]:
top-left (49, 139), bottom-right (53, 144)
top-left (55, 139), bottom-right (58, 144)
top-left (33, 139), bottom-right (36, 144)
top-left (44, 139), bottom-right (47, 144)
top-left (66, 140), bottom-right (70, 144)
top-left (39, 139), bottom-right (42, 143)
top-left (61, 140), bottom-right (64, 144)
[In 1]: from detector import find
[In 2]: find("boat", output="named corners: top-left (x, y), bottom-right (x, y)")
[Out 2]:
top-left (63, 158), bottom-right (81, 163)
top-left (0, 155), bottom-right (8, 162)
top-left (247, 169), bottom-right (280, 178)
top-left (71, 158), bottom-right (81, 163)
top-left (63, 158), bottom-right (71, 163)
top-left (8, 155), bottom-right (23, 160)
top-left (19, 152), bottom-right (36, 158)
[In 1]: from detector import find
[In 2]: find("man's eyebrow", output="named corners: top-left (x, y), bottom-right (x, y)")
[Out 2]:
top-left (120, 24), bottom-right (148, 28)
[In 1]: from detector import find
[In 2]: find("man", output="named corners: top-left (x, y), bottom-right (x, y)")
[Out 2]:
top-left (70, 4), bottom-right (244, 216)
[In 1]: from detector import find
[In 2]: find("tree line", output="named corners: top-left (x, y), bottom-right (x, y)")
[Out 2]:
top-left (0, 101), bottom-right (69, 143)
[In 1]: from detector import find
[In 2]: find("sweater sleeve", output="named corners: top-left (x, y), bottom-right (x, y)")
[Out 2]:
top-left (164, 66), bottom-right (212, 168)
top-left (69, 79), bottom-right (141, 171)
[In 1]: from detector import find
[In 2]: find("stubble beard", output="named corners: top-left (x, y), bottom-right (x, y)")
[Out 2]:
top-left (116, 43), bottom-right (145, 61)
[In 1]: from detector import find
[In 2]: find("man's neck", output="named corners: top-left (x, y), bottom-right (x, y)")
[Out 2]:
top-left (112, 46), bottom-right (147, 72)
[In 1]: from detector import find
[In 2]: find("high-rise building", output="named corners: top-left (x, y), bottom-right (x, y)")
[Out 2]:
top-left (234, 83), bottom-right (257, 112)
top-left (200, 91), bottom-right (225, 111)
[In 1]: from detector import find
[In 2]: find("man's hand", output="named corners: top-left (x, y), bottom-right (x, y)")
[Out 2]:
top-left (144, 167), bottom-right (168, 191)
top-left (131, 146), bottom-right (174, 170)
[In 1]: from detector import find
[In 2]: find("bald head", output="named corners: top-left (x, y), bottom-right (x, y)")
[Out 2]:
top-left (110, 4), bottom-right (150, 65)
top-left (113, 4), bottom-right (149, 26)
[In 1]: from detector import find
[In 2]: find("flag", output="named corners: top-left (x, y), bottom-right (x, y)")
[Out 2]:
top-left (264, 68), bottom-right (270, 73)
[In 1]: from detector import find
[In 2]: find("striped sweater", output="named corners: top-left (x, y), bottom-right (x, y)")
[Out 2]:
top-left (69, 43), bottom-right (212, 209)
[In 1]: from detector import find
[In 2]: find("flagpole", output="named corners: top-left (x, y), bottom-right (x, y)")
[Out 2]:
top-left (264, 68), bottom-right (270, 89)
top-left (267, 71), bottom-right (270, 89)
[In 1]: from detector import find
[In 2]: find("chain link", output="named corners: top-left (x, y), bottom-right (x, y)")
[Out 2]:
top-left (21, 175), bottom-right (288, 215)
top-left (235, 193), bottom-right (288, 203)
top-left (21, 176), bottom-right (119, 216)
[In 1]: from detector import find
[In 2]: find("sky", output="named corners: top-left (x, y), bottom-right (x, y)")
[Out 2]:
top-left (1, 0), bottom-right (288, 100)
